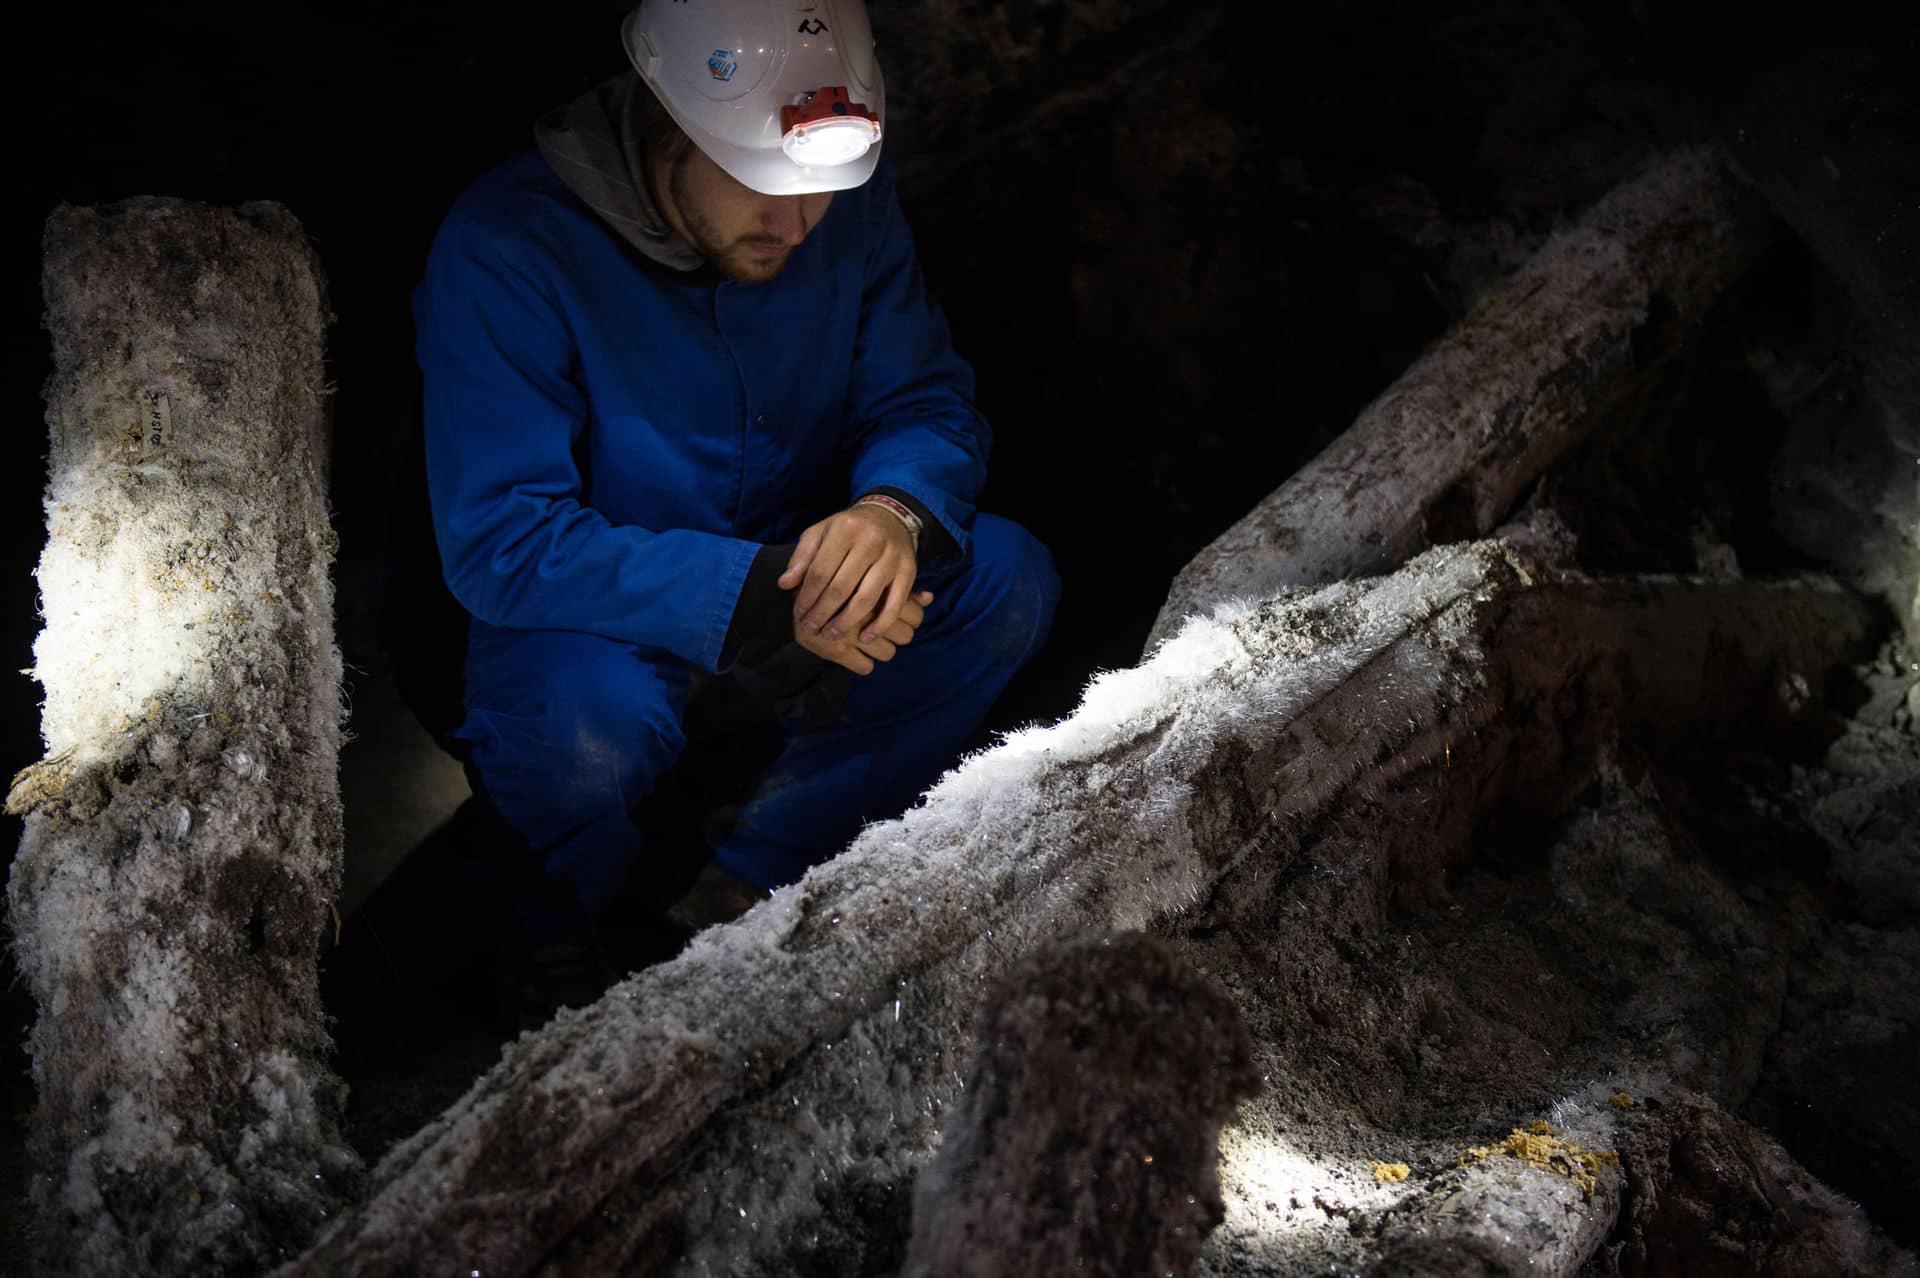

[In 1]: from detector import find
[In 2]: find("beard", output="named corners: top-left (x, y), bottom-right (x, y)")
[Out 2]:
top-left (669, 157), bottom-right (793, 284)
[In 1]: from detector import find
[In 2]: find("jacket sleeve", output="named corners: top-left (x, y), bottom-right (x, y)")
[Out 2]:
top-left (841, 162), bottom-right (993, 560)
top-left (416, 205), bottom-right (757, 672)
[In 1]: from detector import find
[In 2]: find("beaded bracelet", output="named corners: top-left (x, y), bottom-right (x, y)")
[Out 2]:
top-left (854, 493), bottom-right (922, 553)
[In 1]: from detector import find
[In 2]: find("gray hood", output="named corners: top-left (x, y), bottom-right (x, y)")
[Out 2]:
top-left (534, 72), bottom-right (704, 273)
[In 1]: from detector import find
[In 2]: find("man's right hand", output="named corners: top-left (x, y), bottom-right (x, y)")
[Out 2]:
top-left (795, 589), bottom-right (934, 675)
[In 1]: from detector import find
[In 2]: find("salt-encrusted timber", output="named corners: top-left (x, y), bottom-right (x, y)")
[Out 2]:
top-left (10, 199), bottom-right (358, 1277)
top-left (281, 545), bottom-right (1871, 1277)
top-left (1147, 147), bottom-right (1769, 652)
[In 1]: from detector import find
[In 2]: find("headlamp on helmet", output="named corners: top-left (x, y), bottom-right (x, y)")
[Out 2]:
top-left (780, 87), bottom-right (882, 169)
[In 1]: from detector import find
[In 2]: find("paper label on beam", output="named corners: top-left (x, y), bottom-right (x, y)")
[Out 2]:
top-left (135, 388), bottom-right (173, 461)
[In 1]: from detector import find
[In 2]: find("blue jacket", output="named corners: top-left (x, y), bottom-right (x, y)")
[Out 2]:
top-left (414, 152), bottom-right (991, 674)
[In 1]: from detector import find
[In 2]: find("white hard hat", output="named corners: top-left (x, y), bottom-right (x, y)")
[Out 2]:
top-left (622, 0), bottom-right (886, 196)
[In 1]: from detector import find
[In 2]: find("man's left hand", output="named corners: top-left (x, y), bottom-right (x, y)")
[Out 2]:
top-left (781, 504), bottom-right (920, 643)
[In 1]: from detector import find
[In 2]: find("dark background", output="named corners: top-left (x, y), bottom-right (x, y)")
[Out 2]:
top-left (4, 0), bottom-right (1915, 1261)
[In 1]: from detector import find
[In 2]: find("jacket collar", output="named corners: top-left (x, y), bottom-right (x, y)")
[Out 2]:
top-left (535, 72), bottom-right (706, 274)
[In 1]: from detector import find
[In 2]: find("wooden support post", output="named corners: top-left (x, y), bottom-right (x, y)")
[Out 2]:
top-left (9, 199), bottom-right (358, 1277)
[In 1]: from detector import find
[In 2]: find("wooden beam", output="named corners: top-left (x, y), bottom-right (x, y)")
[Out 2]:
top-left (1146, 148), bottom-right (1769, 652)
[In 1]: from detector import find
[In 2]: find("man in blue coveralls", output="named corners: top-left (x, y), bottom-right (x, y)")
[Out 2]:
top-left (413, 0), bottom-right (1058, 979)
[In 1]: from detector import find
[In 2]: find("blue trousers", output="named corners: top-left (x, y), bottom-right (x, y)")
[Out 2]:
top-left (453, 514), bottom-right (1059, 929)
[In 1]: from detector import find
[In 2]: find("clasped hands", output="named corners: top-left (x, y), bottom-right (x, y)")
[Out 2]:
top-left (779, 503), bottom-right (932, 675)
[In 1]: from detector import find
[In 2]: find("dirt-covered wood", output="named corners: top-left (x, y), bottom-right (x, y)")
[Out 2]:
top-left (281, 544), bottom-right (1876, 1277)
top-left (1610, 1092), bottom-right (1915, 1277)
top-left (9, 199), bottom-right (358, 1276)
top-left (901, 934), bottom-right (1257, 1278)
top-left (1147, 147), bottom-right (1770, 652)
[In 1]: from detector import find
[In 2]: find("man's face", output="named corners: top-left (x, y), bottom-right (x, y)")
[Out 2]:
top-left (658, 145), bottom-right (834, 284)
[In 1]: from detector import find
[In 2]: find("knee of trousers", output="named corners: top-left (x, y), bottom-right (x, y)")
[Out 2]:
top-left (952, 514), bottom-right (1063, 673)
top-left (457, 662), bottom-right (687, 852)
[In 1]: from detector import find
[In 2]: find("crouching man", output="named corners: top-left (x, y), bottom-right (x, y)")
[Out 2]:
top-left (413, 0), bottom-right (1058, 977)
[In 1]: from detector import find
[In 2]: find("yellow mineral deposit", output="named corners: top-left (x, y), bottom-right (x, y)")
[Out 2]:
top-left (1457, 1120), bottom-right (1620, 1197)
top-left (1370, 1162), bottom-right (1411, 1183)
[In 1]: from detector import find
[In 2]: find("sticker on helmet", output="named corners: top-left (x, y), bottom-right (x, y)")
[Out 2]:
top-left (707, 49), bottom-right (739, 81)
top-left (798, 17), bottom-right (828, 33)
